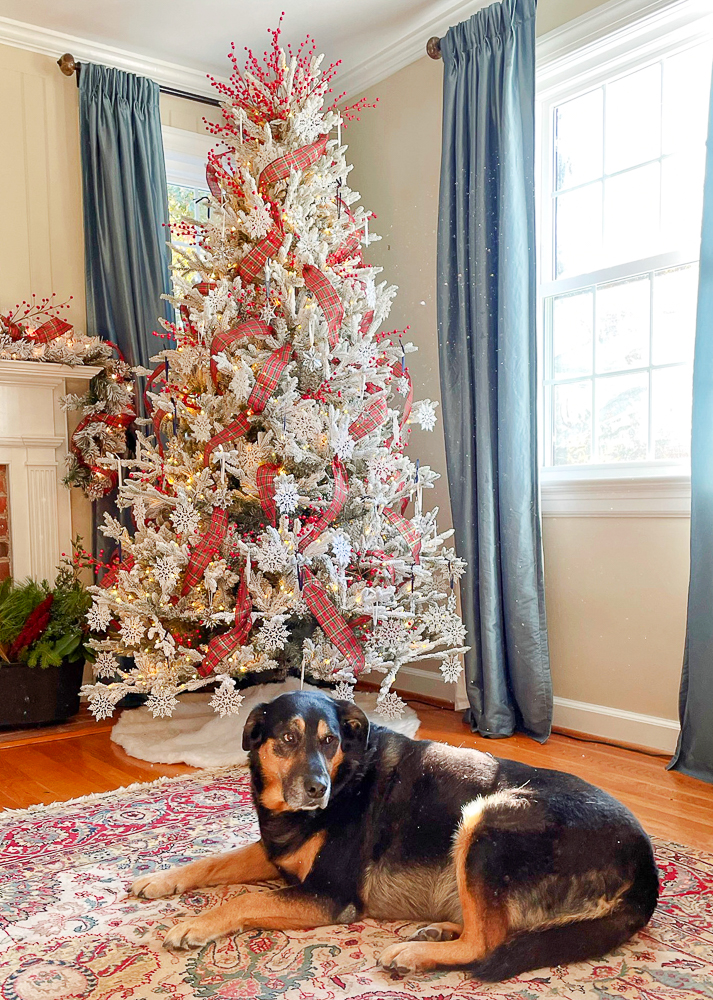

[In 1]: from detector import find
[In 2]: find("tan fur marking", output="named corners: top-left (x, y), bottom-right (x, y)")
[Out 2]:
top-left (258, 739), bottom-right (291, 812)
top-left (506, 876), bottom-right (631, 933)
top-left (317, 720), bottom-right (331, 739)
top-left (329, 745), bottom-right (344, 779)
top-left (277, 830), bottom-right (327, 882)
top-left (131, 841), bottom-right (278, 899)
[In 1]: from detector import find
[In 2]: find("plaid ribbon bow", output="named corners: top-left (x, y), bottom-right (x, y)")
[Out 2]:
top-left (203, 412), bottom-right (252, 467)
top-left (210, 319), bottom-right (273, 390)
top-left (302, 568), bottom-right (365, 675)
top-left (303, 265), bottom-right (343, 349)
top-left (181, 507), bottom-right (229, 596)
top-left (194, 281), bottom-right (217, 295)
top-left (247, 343), bottom-right (292, 413)
top-left (383, 507), bottom-right (422, 563)
top-left (29, 317), bottom-right (73, 344)
top-left (258, 135), bottom-right (328, 192)
top-left (99, 553), bottom-right (135, 590)
top-left (238, 228), bottom-right (284, 284)
top-left (256, 463), bottom-right (281, 525)
top-left (298, 458), bottom-right (348, 553)
top-left (349, 397), bottom-right (389, 441)
top-left (199, 571), bottom-right (253, 676)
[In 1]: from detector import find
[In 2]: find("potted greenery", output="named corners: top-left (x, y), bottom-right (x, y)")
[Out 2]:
top-left (0, 546), bottom-right (94, 727)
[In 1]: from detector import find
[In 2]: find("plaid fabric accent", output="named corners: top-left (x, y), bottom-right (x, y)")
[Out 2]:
top-left (99, 554), bottom-right (135, 589)
top-left (30, 317), bottom-right (73, 344)
top-left (199, 572), bottom-right (253, 675)
top-left (3, 320), bottom-right (23, 341)
top-left (258, 135), bottom-right (328, 192)
top-left (193, 281), bottom-right (217, 295)
top-left (256, 463), bottom-right (280, 525)
top-left (383, 507), bottom-right (422, 562)
top-left (247, 343), bottom-right (292, 413)
top-left (303, 265), bottom-right (343, 348)
top-left (302, 568), bottom-right (365, 675)
top-left (210, 319), bottom-right (273, 389)
top-left (203, 412), bottom-right (251, 467)
top-left (326, 229), bottom-right (362, 268)
top-left (238, 227), bottom-right (284, 284)
top-left (359, 310), bottom-right (375, 336)
top-left (180, 304), bottom-right (198, 339)
top-left (349, 397), bottom-right (388, 441)
top-left (144, 362), bottom-right (167, 415)
top-left (181, 506), bottom-right (229, 596)
top-left (206, 162), bottom-right (222, 199)
top-left (298, 458), bottom-right (348, 552)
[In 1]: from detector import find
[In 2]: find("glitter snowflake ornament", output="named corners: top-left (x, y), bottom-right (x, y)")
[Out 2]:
top-left (376, 690), bottom-right (407, 721)
top-left (93, 651), bottom-right (119, 679)
top-left (210, 677), bottom-right (245, 717)
top-left (87, 601), bottom-right (112, 632)
top-left (258, 614), bottom-right (290, 652)
top-left (440, 655), bottom-right (463, 684)
top-left (171, 500), bottom-right (200, 535)
top-left (332, 681), bottom-right (355, 702)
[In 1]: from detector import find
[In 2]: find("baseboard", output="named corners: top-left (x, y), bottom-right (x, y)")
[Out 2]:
top-left (553, 696), bottom-right (679, 754)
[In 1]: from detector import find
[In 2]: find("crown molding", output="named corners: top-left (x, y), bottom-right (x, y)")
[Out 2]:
top-left (0, 15), bottom-right (227, 101)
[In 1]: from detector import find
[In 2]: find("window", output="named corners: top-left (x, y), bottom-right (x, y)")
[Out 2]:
top-left (537, 1), bottom-right (713, 484)
top-left (162, 126), bottom-right (213, 277)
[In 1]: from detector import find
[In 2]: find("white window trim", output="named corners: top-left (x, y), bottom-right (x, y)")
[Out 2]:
top-left (535, 0), bottom-right (713, 516)
top-left (162, 125), bottom-right (214, 190)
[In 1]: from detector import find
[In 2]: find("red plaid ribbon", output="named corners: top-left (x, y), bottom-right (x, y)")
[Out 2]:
top-left (203, 412), bottom-right (252, 467)
top-left (194, 281), bottom-right (217, 295)
top-left (258, 136), bottom-right (328, 192)
top-left (359, 310), bottom-right (375, 335)
top-left (256, 463), bottom-right (280, 525)
top-left (383, 507), bottom-right (422, 562)
top-left (199, 571), bottom-right (253, 676)
top-left (303, 265), bottom-right (343, 349)
top-left (302, 568), bottom-right (365, 675)
top-left (298, 458), bottom-right (348, 552)
top-left (238, 227), bottom-right (284, 284)
top-left (206, 161), bottom-right (222, 200)
top-left (326, 229), bottom-right (362, 268)
top-left (349, 397), bottom-right (388, 441)
top-left (247, 343), bottom-right (292, 413)
top-left (70, 410), bottom-right (135, 492)
top-left (210, 319), bottom-right (273, 389)
top-left (99, 554), bottom-right (135, 589)
top-left (30, 317), bottom-right (73, 343)
top-left (181, 506), bottom-right (229, 596)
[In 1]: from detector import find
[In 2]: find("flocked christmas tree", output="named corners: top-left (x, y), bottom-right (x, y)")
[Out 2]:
top-left (83, 21), bottom-right (468, 723)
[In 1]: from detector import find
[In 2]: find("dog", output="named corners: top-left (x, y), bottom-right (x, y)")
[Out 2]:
top-left (131, 690), bottom-right (659, 980)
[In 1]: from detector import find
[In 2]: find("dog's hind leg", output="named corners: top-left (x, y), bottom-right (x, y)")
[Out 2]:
top-left (131, 840), bottom-right (278, 899)
top-left (379, 794), bottom-right (515, 974)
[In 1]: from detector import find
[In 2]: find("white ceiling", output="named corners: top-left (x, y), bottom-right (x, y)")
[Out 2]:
top-left (0, 0), bottom-right (488, 98)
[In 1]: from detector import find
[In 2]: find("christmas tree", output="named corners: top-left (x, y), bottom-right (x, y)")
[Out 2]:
top-left (83, 22), bottom-right (467, 723)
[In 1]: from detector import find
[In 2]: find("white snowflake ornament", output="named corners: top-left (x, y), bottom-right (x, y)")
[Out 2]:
top-left (87, 687), bottom-right (118, 721)
top-left (376, 690), bottom-right (407, 721)
top-left (93, 651), bottom-right (118, 679)
top-left (87, 600), bottom-right (112, 632)
top-left (119, 615), bottom-right (145, 646)
top-left (274, 474), bottom-right (302, 516)
top-left (146, 689), bottom-right (179, 718)
top-left (210, 677), bottom-right (245, 717)
top-left (332, 681), bottom-right (355, 702)
top-left (258, 614), bottom-right (290, 652)
top-left (171, 500), bottom-right (200, 535)
top-left (440, 656), bottom-right (463, 684)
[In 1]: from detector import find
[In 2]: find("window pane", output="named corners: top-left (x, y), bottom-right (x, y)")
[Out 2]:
top-left (661, 152), bottom-right (706, 251)
top-left (603, 162), bottom-right (660, 265)
top-left (555, 182), bottom-right (602, 277)
top-left (605, 64), bottom-right (661, 174)
top-left (552, 291), bottom-right (593, 378)
top-left (555, 89), bottom-right (604, 190)
top-left (652, 366), bottom-right (692, 459)
top-left (553, 380), bottom-right (592, 465)
top-left (663, 45), bottom-right (713, 155)
top-left (596, 277), bottom-right (650, 374)
top-left (652, 265), bottom-right (698, 366)
top-left (595, 372), bottom-right (649, 462)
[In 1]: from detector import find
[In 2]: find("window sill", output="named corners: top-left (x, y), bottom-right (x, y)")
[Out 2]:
top-left (540, 464), bottom-right (691, 517)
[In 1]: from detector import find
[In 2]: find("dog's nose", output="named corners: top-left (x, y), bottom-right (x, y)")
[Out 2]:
top-left (303, 775), bottom-right (328, 800)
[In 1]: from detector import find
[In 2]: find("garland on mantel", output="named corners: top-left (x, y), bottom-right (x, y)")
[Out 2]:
top-left (0, 296), bottom-right (135, 499)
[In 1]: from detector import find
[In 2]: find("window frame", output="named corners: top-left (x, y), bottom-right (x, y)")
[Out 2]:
top-left (535, 0), bottom-right (713, 513)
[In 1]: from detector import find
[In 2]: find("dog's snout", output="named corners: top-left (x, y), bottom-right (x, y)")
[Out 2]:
top-left (303, 775), bottom-right (328, 799)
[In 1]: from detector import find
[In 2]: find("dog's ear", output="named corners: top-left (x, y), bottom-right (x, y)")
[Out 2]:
top-left (337, 700), bottom-right (369, 746)
top-left (242, 703), bottom-right (268, 751)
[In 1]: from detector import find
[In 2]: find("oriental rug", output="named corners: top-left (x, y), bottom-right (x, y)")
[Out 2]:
top-left (1, 768), bottom-right (711, 1000)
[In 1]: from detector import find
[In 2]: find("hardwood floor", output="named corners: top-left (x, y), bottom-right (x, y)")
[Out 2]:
top-left (1, 701), bottom-right (711, 852)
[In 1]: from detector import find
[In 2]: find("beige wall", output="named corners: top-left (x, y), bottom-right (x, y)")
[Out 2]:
top-left (346, 0), bottom-right (688, 725)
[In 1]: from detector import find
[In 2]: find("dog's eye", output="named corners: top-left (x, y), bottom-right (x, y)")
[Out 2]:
top-left (282, 732), bottom-right (296, 744)
top-left (322, 734), bottom-right (336, 746)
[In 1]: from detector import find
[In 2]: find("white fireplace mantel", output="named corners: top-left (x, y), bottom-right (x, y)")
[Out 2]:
top-left (0, 360), bottom-right (101, 582)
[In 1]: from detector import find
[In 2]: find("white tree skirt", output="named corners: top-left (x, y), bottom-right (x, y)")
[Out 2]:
top-left (111, 679), bottom-right (420, 768)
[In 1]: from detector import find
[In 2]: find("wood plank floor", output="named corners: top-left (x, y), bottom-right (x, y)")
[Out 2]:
top-left (0, 701), bottom-right (711, 852)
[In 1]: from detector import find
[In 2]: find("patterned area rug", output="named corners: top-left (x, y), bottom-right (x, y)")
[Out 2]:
top-left (1, 769), bottom-right (712, 1000)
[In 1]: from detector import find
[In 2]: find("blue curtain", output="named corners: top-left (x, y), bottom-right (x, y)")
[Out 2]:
top-left (669, 70), bottom-right (713, 784)
top-left (436, 0), bottom-right (552, 741)
top-left (79, 63), bottom-right (171, 371)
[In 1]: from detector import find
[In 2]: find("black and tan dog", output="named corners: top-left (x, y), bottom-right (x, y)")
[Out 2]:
top-left (131, 690), bottom-right (658, 980)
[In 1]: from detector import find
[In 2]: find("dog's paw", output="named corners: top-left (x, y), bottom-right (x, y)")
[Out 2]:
top-left (163, 918), bottom-right (218, 951)
top-left (410, 921), bottom-right (461, 942)
top-left (131, 872), bottom-right (183, 899)
top-left (379, 941), bottom-right (438, 975)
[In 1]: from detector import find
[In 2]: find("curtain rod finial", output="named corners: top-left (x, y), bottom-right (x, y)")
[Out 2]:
top-left (426, 36), bottom-right (442, 59)
top-left (57, 53), bottom-right (78, 76)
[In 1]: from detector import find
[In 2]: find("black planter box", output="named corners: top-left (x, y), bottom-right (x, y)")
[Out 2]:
top-left (0, 659), bottom-right (84, 728)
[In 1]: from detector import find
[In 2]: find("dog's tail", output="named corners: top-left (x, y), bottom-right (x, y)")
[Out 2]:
top-left (473, 862), bottom-right (659, 983)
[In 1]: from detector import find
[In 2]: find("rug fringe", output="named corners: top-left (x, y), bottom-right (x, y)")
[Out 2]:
top-left (0, 764), bottom-right (244, 820)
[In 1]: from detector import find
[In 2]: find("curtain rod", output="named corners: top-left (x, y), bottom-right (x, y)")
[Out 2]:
top-left (426, 37), bottom-right (442, 59)
top-left (56, 53), bottom-right (222, 107)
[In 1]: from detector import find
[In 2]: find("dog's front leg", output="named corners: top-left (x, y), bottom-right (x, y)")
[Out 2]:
top-left (131, 840), bottom-right (278, 899)
top-left (163, 886), bottom-right (337, 951)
